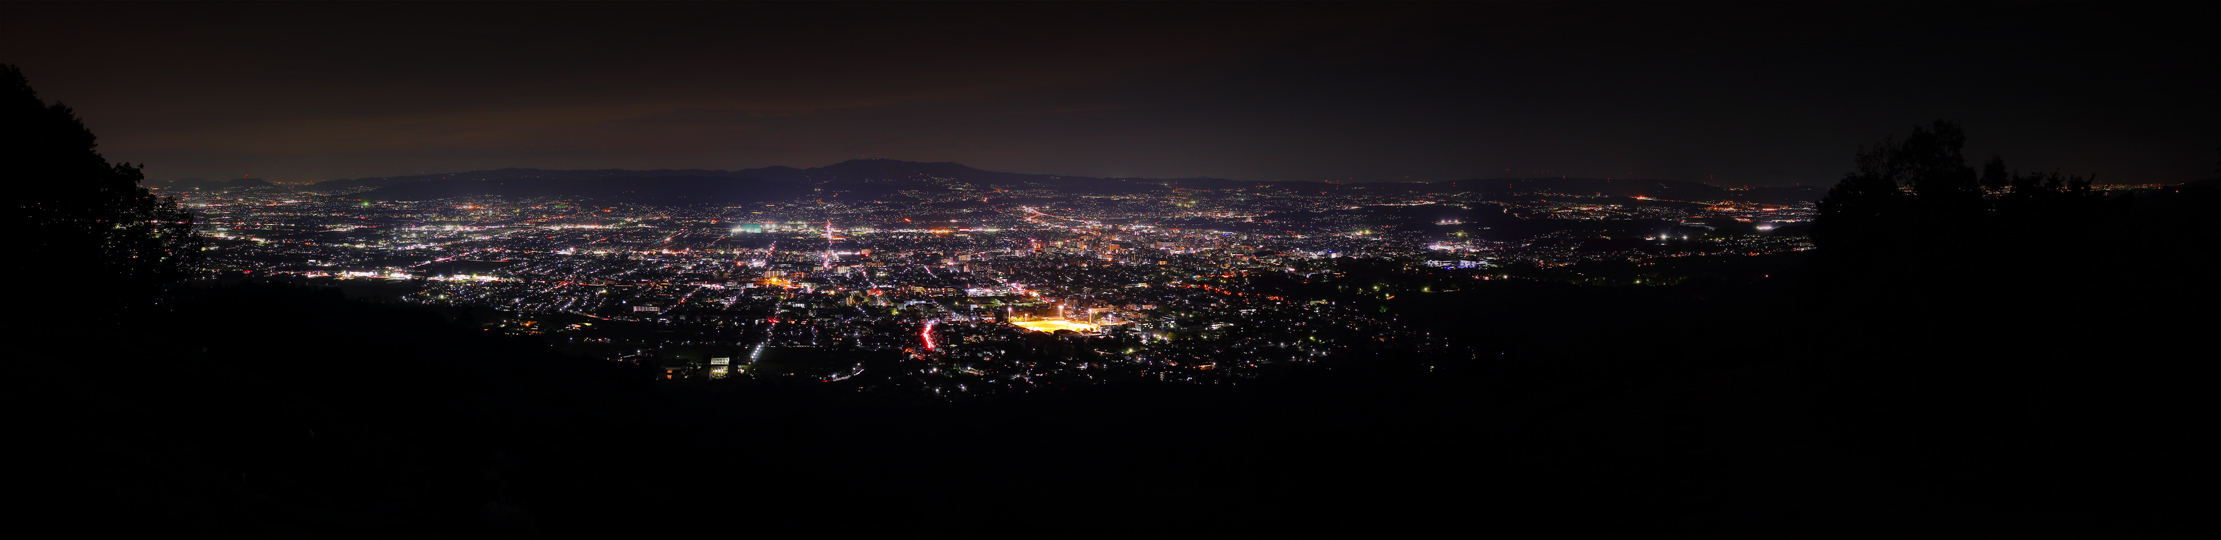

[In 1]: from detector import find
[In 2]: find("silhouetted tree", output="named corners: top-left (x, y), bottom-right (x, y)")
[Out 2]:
top-left (1979, 154), bottom-right (2009, 192)
top-left (1898, 122), bottom-right (1984, 219)
top-left (3, 64), bottom-right (201, 309)
top-left (1815, 121), bottom-right (1990, 253)
top-left (2003, 169), bottom-right (2093, 200)
top-left (1813, 134), bottom-right (1908, 252)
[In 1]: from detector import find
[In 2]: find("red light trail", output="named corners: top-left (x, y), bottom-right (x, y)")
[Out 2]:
top-left (921, 319), bottom-right (938, 351)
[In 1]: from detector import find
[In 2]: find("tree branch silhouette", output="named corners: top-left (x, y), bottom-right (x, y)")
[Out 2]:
top-left (4, 64), bottom-right (202, 313)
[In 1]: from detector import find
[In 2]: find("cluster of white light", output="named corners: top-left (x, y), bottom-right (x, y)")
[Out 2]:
top-left (426, 274), bottom-right (502, 282)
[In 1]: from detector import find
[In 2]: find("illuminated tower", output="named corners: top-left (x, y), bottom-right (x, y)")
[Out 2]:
top-left (822, 219), bottom-right (835, 269)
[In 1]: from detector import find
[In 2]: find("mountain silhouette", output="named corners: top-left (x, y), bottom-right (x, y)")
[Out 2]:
top-left (147, 176), bottom-right (273, 190)
top-left (342, 159), bottom-right (1217, 202)
top-left (329, 159), bottom-right (1835, 203)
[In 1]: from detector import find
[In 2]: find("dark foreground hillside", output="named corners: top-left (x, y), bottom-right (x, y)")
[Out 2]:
top-left (10, 284), bottom-right (1703, 537)
top-left (10, 186), bottom-right (2214, 537)
top-left (9, 286), bottom-right (671, 538)
top-left (12, 284), bottom-right (2207, 538)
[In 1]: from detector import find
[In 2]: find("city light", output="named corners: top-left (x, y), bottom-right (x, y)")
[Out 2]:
top-left (166, 163), bottom-right (1821, 394)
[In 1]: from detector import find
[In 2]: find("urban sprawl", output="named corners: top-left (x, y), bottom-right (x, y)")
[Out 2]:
top-left (168, 174), bottom-right (1823, 397)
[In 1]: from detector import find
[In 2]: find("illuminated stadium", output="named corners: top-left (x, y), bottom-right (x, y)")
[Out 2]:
top-left (1010, 318), bottom-right (1099, 333)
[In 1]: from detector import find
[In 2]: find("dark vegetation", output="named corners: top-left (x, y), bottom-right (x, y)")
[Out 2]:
top-left (3, 64), bottom-right (200, 309)
top-left (9, 58), bottom-right (2212, 538)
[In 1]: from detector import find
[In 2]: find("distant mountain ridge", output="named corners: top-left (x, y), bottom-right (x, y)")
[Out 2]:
top-left (341, 159), bottom-right (1215, 202)
top-left (148, 177), bottom-right (275, 190)
top-left (321, 159), bottom-right (1234, 191)
top-left (302, 159), bottom-right (1830, 203)
top-left (309, 168), bottom-right (760, 190)
top-left (1450, 177), bottom-right (1825, 205)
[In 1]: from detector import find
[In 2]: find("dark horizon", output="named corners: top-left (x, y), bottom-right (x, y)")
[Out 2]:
top-left (4, 2), bottom-right (2215, 186)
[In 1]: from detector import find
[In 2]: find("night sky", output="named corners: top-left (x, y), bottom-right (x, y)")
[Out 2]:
top-left (4, 2), bottom-right (2214, 185)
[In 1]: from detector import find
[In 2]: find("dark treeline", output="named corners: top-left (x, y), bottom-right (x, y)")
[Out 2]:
top-left (9, 59), bottom-right (2213, 538)
top-left (1379, 121), bottom-right (2217, 533)
top-left (3, 64), bottom-right (200, 310)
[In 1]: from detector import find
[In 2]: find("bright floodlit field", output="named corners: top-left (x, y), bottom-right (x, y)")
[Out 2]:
top-left (1010, 318), bottom-right (1099, 333)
